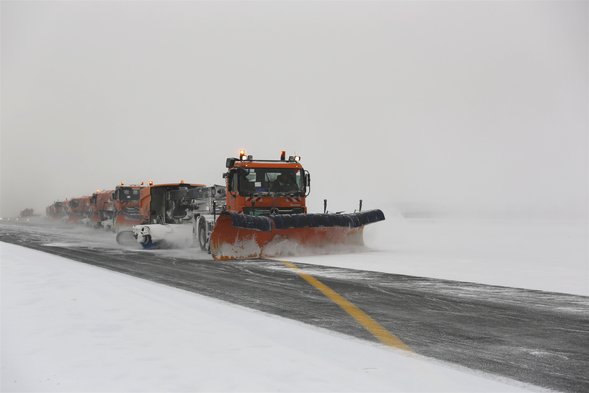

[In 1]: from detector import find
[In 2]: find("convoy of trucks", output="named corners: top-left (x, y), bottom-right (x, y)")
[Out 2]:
top-left (43, 151), bottom-right (385, 259)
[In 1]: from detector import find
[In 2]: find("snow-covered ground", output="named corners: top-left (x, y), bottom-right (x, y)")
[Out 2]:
top-left (294, 214), bottom-right (589, 296)
top-left (1, 216), bottom-right (587, 391)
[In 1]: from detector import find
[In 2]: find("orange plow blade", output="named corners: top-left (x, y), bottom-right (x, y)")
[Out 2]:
top-left (210, 210), bottom-right (384, 260)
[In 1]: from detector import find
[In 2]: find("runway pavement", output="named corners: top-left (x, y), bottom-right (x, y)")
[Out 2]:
top-left (1, 221), bottom-right (587, 392)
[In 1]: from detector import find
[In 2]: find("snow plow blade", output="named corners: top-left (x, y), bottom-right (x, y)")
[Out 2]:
top-left (210, 209), bottom-right (385, 260)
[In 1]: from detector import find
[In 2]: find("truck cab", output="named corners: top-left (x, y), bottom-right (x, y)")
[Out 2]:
top-left (224, 151), bottom-right (309, 215)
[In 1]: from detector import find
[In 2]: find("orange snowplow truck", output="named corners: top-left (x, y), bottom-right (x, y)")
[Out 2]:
top-left (79, 195), bottom-right (93, 220)
top-left (66, 197), bottom-right (84, 224)
top-left (209, 150), bottom-right (385, 260)
top-left (20, 208), bottom-right (34, 217)
top-left (90, 189), bottom-right (115, 229)
top-left (112, 182), bottom-right (144, 232)
top-left (46, 201), bottom-right (65, 220)
top-left (225, 151), bottom-right (308, 215)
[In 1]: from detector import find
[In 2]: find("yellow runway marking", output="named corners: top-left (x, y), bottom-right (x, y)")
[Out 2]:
top-left (280, 260), bottom-right (413, 353)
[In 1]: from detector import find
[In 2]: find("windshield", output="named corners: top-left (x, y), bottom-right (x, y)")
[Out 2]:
top-left (69, 200), bottom-right (79, 208)
top-left (237, 167), bottom-right (303, 196)
top-left (119, 187), bottom-right (141, 201)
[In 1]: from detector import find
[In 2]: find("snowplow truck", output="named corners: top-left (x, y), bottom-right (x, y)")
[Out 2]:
top-left (79, 196), bottom-right (93, 221)
top-left (202, 151), bottom-right (385, 260)
top-left (66, 197), bottom-right (84, 224)
top-left (90, 189), bottom-right (115, 229)
top-left (46, 201), bottom-right (65, 220)
top-left (131, 182), bottom-right (205, 248)
top-left (112, 182), bottom-right (144, 233)
top-left (20, 208), bottom-right (34, 217)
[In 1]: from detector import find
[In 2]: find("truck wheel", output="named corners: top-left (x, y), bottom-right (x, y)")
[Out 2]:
top-left (198, 219), bottom-right (208, 251)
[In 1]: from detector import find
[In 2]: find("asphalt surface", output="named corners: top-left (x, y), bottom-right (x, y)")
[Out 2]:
top-left (1, 220), bottom-right (588, 392)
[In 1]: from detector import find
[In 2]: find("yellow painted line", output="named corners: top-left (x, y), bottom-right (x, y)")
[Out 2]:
top-left (280, 260), bottom-right (413, 353)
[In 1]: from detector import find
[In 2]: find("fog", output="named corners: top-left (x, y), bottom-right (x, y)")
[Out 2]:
top-left (2, 1), bottom-right (587, 220)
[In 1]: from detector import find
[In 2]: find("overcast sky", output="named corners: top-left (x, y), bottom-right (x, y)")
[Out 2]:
top-left (2, 1), bottom-right (587, 219)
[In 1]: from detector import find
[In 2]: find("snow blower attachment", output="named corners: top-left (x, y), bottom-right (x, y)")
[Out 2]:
top-left (203, 151), bottom-right (385, 260)
top-left (131, 182), bottom-right (206, 248)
